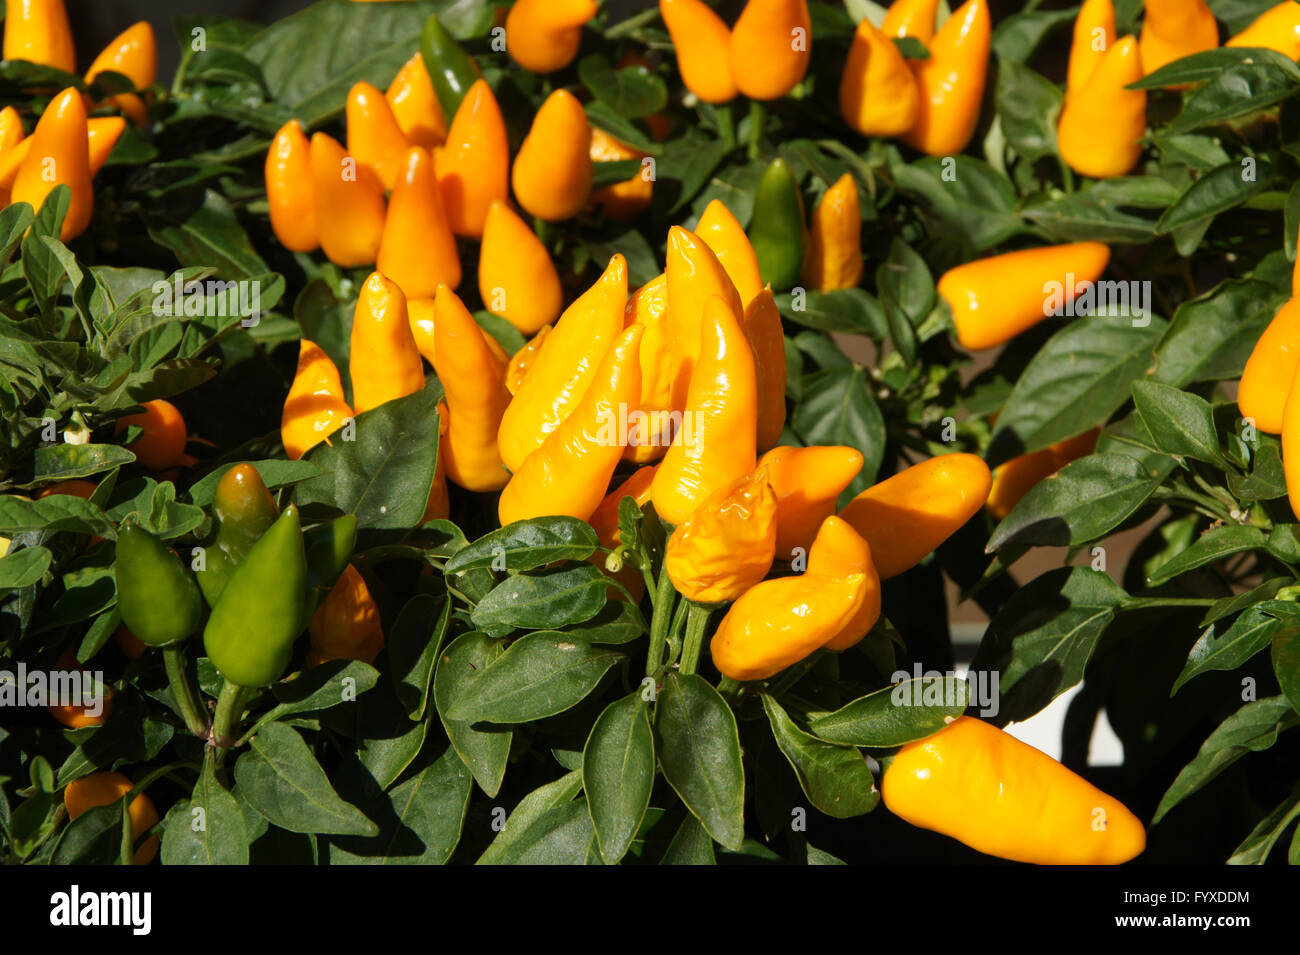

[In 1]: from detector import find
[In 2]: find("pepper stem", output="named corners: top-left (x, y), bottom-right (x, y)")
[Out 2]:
top-left (645, 568), bottom-right (677, 677)
top-left (679, 603), bottom-right (713, 676)
top-left (162, 643), bottom-right (210, 739)
top-left (746, 101), bottom-right (766, 160)
top-left (211, 679), bottom-right (254, 750)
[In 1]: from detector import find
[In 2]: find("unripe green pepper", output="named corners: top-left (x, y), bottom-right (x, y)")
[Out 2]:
top-left (304, 514), bottom-right (358, 616)
top-left (748, 158), bottom-right (806, 290)
top-left (421, 14), bottom-right (481, 122)
top-left (203, 504), bottom-right (308, 687)
top-left (114, 522), bottom-right (203, 647)
top-left (196, 463), bottom-right (278, 607)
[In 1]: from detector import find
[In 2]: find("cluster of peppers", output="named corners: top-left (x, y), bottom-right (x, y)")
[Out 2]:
top-left (0, 2), bottom-right (157, 240)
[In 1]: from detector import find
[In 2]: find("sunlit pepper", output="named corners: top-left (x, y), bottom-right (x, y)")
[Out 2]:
top-left (349, 272), bottom-right (425, 415)
top-left (265, 120), bottom-right (318, 253)
top-left (310, 132), bottom-right (386, 267)
top-left (346, 80), bottom-right (410, 191)
top-left (902, 0), bottom-right (991, 157)
top-left (882, 0), bottom-right (939, 43)
top-left (436, 78), bottom-right (509, 237)
top-left (308, 564), bottom-right (384, 666)
top-left (282, 339), bottom-right (352, 460)
top-left (386, 52), bottom-right (447, 148)
top-left (512, 89), bottom-right (593, 222)
top-left (116, 399), bottom-right (190, 470)
top-left (589, 127), bottom-right (653, 221)
top-left (747, 157), bottom-right (806, 291)
top-left (590, 464), bottom-right (659, 549)
top-left (696, 199), bottom-right (764, 307)
top-left (11, 87), bottom-right (92, 240)
top-left (84, 21), bottom-right (155, 127)
top-left (665, 225), bottom-right (745, 409)
top-left (986, 430), bottom-right (1100, 522)
top-left (505, 0), bottom-right (598, 73)
top-left (506, 325), bottom-right (552, 395)
top-left (659, 0), bottom-right (738, 104)
top-left (1067, 0), bottom-right (1116, 96)
top-left (378, 146), bottom-right (461, 299)
top-left (759, 444), bottom-right (864, 556)
top-left (623, 273), bottom-right (676, 464)
top-left (1058, 35), bottom-right (1146, 179)
top-left (805, 515), bottom-right (880, 650)
top-left (1227, 1), bottom-right (1300, 58)
top-left (839, 15), bottom-right (920, 138)
top-left (1139, 0), bottom-right (1219, 77)
top-left (3, 0), bottom-right (75, 73)
top-left (1240, 266), bottom-right (1300, 435)
top-left (0, 115), bottom-right (123, 192)
top-left (741, 286), bottom-right (787, 451)
top-left (729, 0), bottom-right (813, 101)
top-left (803, 173), bottom-right (863, 291)
top-left (665, 468), bottom-right (777, 604)
top-left (479, 199), bottom-right (563, 334)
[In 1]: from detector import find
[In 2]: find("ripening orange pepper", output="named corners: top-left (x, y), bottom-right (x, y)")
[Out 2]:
top-left (623, 273), bottom-right (676, 464)
top-left (436, 79), bottom-right (509, 237)
top-left (1228, 1), bottom-right (1300, 58)
top-left (4, 0), bottom-right (75, 73)
top-left (512, 89), bottom-right (593, 222)
top-left (264, 120), bottom-right (318, 254)
top-left (38, 479), bottom-right (96, 499)
top-left (309, 132), bottom-right (386, 267)
top-left (347, 81), bottom-right (411, 192)
top-left (839, 453), bottom-right (992, 579)
top-left (1139, 0), bottom-right (1218, 77)
top-left (349, 272), bottom-right (425, 415)
top-left (498, 255), bottom-right (629, 472)
top-left (881, 0), bottom-right (939, 43)
top-left (386, 52), bottom-right (447, 148)
top-left (499, 325), bottom-right (645, 525)
top-left (759, 444), bottom-right (864, 556)
top-left (882, 717), bottom-right (1147, 865)
top-left (84, 21), bottom-right (155, 127)
top-left (589, 127), bottom-right (653, 221)
top-left (479, 199), bottom-right (563, 335)
top-left (902, 0), bottom-right (991, 157)
top-left (48, 651), bottom-right (113, 729)
top-left (839, 15), bottom-right (920, 138)
top-left (307, 564), bottom-right (384, 666)
top-left (986, 429), bottom-right (1100, 521)
top-left (1067, 0), bottom-right (1116, 97)
top-left (729, 0), bottom-right (813, 101)
top-left (1058, 35), bottom-right (1147, 179)
top-left (11, 87), bottom-right (93, 240)
top-left (937, 242), bottom-right (1111, 351)
top-left (652, 296), bottom-right (759, 525)
top-left (803, 173), bottom-right (863, 291)
top-left (696, 200), bottom-right (764, 307)
top-left (665, 469), bottom-right (777, 604)
top-left (281, 339), bottom-right (352, 460)
top-left (806, 515), bottom-right (880, 650)
top-left (741, 286), bottom-right (787, 451)
top-left (660, 0), bottom-right (738, 104)
top-left (117, 399), bottom-right (189, 470)
top-left (64, 772), bottom-right (160, 865)
top-left (665, 225), bottom-right (746, 409)
top-left (378, 147), bottom-right (461, 299)
top-left (432, 283), bottom-right (512, 492)
top-left (1239, 273), bottom-right (1300, 435)
top-left (115, 624), bottom-right (146, 660)
top-left (506, 325), bottom-right (551, 395)
top-left (505, 0), bottom-right (598, 73)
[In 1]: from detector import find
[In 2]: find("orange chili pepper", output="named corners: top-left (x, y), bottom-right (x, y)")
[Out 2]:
top-left (664, 469), bottom-right (778, 604)
top-left (386, 52), bottom-right (447, 148)
top-left (479, 199), bottom-right (563, 335)
top-left (281, 339), bottom-right (352, 460)
top-left (265, 120), bottom-right (318, 253)
top-left (11, 87), bottom-right (93, 240)
top-left (729, 0), bottom-right (813, 101)
top-left (660, 0), bottom-right (738, 104)
top-left (759, 444), bottom-right (864, 556)
top-left (902, 0), bottom-right (991, 157)
top-left (696, 199), bottom-right (764, 307)
top-left (349, 272), bottom-right (425, 415)
top-left (436, 78), bottom-right (509, 237)
top-left (309, 132), bottom-right (386, 267)
top-left (741, 286), bottom-right (788, 451)
top-left (512, 89), bottom-right (593, 222)
top-left (347, 80), bottom-right (411, 191)
top-left (378, 146), bottom-right (461, 299)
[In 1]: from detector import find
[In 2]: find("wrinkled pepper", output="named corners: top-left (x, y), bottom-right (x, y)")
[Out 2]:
top-left (840, 15), bottom-right (920, 139)
top-left (902, 0), bottom-right (990, 157)
top-left (748, 157), bottom-right (806, 291)
top-left (759, 444), bottom-right (864, 556)
top-left (64, 772), bottom-right (159, 865)
top-left (265, 120), bottom-right (318, 253)
top-left (84, 21), bottom-right (156, 127)
top-left (806, 515), bottom-right (880, 650)
top-left (696, 199), bottom-right (764, 307)
top-left (882, 0), bottom-right (939, 42)
top-left (346, 80), bottom-right (411, 191)
top-left (741, 286), bottom-right (788, 451)
top-left (512, 89), bottom-right (593, 222)
top-left (666, 225), bottom-right (745, 407)
top-left (1139, 0), bottom-right (1219, 78)
top-left (507, 325), bottom-right (552, 395)
top-left (349, 272), bottom-right (425, 415)
top-left (505, 0), bottom-right (598, 74)
top-left (11, 87), bottom-right (93, 240)
top-left (3, 0), bottom-right (75, 73)
top-left (378, 146), bottom-right (461, 299)
top-left (308, 564), bottom-right (384, 666)
top-left (1058, 35), bottom-right (1146, 180)
top-left (310, 132), bottom-right (386, 267)
top-left (986, 430), bottom-right (1099, 522)
top-left (729, 0), bottom-right (813, 101)
top-left (436, 78), bottom-right (509, 237)
top-left (659, 0), bottom-right (738, 104)
top-left (196, 463), bottom-right (278, 607)
top-left (803, 173), bottom-right (863, 291)
top-left (623, 273), bottom-right (676, 464)
top-left (589, 127), bottom-right (653, 221)
top-left (420, 13), bottom-right (482, 120)
top-left (387, 52), bottom-right (447, 148)
top-left (1228, 1), bottom-right (1300, 58)
top-left (114, 522), bottom-right (203, 647)
top-left (282, 339), bottom-right (352, 460)
top-left (1067, 0), bottom-right (1116, 96)
top-left (665, 469), bottom-right (778, 603)
top-left (479, 199), bottom-right (563, 334)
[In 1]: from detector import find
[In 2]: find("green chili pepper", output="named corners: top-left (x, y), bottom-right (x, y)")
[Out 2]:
top-left (196, 464), bottom-right (278, 608)
top-left (304, 513), bottom-right (357, 615)
top-left (114, 522), bottom-right (203, 648)
top-left (203, 504), bottom-right (308, 688)
top-left (421, 13), bottom-right (481, 121)
top-left (748, 157), bottom-right (806, 290)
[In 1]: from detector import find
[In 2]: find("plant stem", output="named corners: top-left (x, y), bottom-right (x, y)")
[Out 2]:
top-left (162, 643), bottom-right (210, 739)
top-left (746, 101), bottom-right (766, 160)
top-left (717, 104), bottom-right (736, 150)
top-left (211, 679), bottom-right (253, 750)
top-left (680, 603), bottom-right (713, 676)
top-left (605, 5), bottom-right (660, 39)
top-left (1121, 597), bottom-right (1218, 611)
top-left (646, 570), bottom-right (677, 677)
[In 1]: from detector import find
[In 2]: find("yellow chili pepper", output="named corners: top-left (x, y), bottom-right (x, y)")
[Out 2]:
top-left (386, 52), bottom-right (447, 148)
top-left (308, 564), bottom-right (384, 667)
top-left (1058, 35), bottom-right (1146, 180)
top-left (665, 225), bottom-right (746, 409)
top-left (590, 464), bottom-right (658, 549)
top-left (1067, 0), bottom-right (1116, 97)
top-left (3, 0), bottom-right (75, 73)
top-left (881, 0), bottom-right (938, 42)
top-left (349, 272), bottom-right (425, 415)
top-left (902, 0), bottom-right (990, 157)
top-left (11, 87), bottom-right (93, 240)
top-left (665, 469), bottom-right (778, 604)
top-left (1284, 371), bottom-right (1300, 520)
top-left (479, 199), bottom-right (563, 334)
top-left (741, 286), bottom-right (788, 451)
top-left (0, 106), bottom-right (24, 205)
top-left (84, 21), bottom-right (156, 127)
top-left (1139, 0), bottom-right (1219, 78)
top-left (882, 716), bottom-right (1147, 865)
top-left (839, 453), bottom-right (991, 579)
top-left (696, 199), bottom-right (764, 307)
top-left (309, 132), bottom-right (386, 267)
top-left (937, 241), bottom-right (1111, 351)
top-left (378, 146), bottom-right (461, 299)
top-left (589, 127), bottom-right (653, 221)
top-left (505, 0), bottom-right (598, 74)
top-left (652, 295), bottom-right (759, 525)
top-left (432, 283), bottom-right (512, 492)
top-left (265, 120), bottom-right (318, 253)
top-left (1239, 290), bottom-right (1300, 435)
top-left (840, 15), bottom-right (920, 139)
top-left (759, 444), bottom-right (864, 556)
top-left (0, 115), bottom-right (122, 191)
top-left (346, 80), bottom-right (411, 192)
top-left (803, 173), bottom-right (863, 291)
top-left (986, 429), bottom-right (1099, 521)
top-left (498, 254), bottom-right (629, 472)
top-left (281, 339), bottom-right (353, 461)
top-left (729, 0), bottom-right (813, 101)
top-left (623, 273), bottom-right (676, 464)
top-left (806, 515), bottom-right (880, 650)
top-left (1228, 1), bottom-right (1300, 58)
top-left (499, 325), bottom-right (645, 525)
top-left (512, 89), bottom-right (593, 222)
top-left (659, 0), bottom-right (738, 104)
top-left (506, 325), bottom-right (552, 396)
top-left (436, 78), bottom-right (509, 237)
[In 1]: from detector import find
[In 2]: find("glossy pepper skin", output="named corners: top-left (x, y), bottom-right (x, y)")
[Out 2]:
top-left (114, 522), bottom-right (203, 647)
top-left (1139, 0), bottom-right (1218, 77)
top-left (937, 242), bottom-right (1111, 351)
top-left (882, 717), bottom-right (1147, 865)
top-left (589, 127), bottom-right (653, 221)
top-left (760, 444), bottom-right (864, 556)
top-left (308, 564), bottom-right (383, 666)
top-left (652, 296), bottom-right (759, 525)
top-left (696, 199), bottom-right (764, 307)
top-left (64, 772), bottom-right (159, 866)
top-left (1240, 291), bottom-right (1300, 435)
top-left (349, 272), bottom-right (425, 415)
top-left (84, 21), bottom-right (156, 127)
top-left (803, 173), bottom-right (863, 291)
top-left (421, 14), bottom-right (482, 120)
top-left (1067, 0), bottom-right (1116, 96)
top-left (512, 89), bottom-right (593, 222)
top-left (499, 325), bottom-right (645, 525)
top-left (3, 0), bottom-right (75, 73)
top-left (1228, 1), bottom-right (1300, 59)
top-left (196, 464), bottom-right (279, 607)
top-left (741, 286), bottom-right (788, 451)
top-left (665, 469), bottom-right (777, 604)
top-left (387, 52), bottom-right (446, 148)
top-left (1058, 35), bottom-right (1146, 180)
top-left (282, 339), bottom-right (352, 460)
top-left (839, 15), bottom-right (920, 138)
top-left (505, 0), bottom-right (598, 74)
top-left (12, 87), bottom-right (93, 241)
top-left (624, 273), bottom-right (676, 464)
top-left (346, 81), bottom-right (411, 192)
top-left (902, 0), bottom-right (991, 157)
top-left (806, 516), bottom-right (880, 650)
top-left (882, 0), bottom-right (939, 42)
top-left (203, 505), bottom-right (308, 688)
top-left (659, 0), bottom-right (738, 104)
top-left (309, 132), bottom-right (386, 267)
top-left (479, 199), bottom-right (563, 334)
top-left (378, 146), bottom-right (461, 299)
top-left (117, 398), bottom-right (189, 470)
top-left (265, 121), bottom-right (318, 253)
top-left (986, 430), bottom-right (1099, 522)
top-left (507, 325), bottom-right (551, 395)
top-left (666, 225), bottom-right (745, 406)
top-left (432, 284), bottom-right (512, 492)
top-left (729, 0), bottom-right (813, 101)
top-left (498, 254), bottom-right (629, 472)
top-left (590, 465), bottom-right (658, 549)
top-left (839, 452), bottom-right (991, 579)
top-left (436, 78), bottom-right (509, 237)
top-left (0, 115), bottom-right (123, 191)
top-left (748, 158), bottom-right (806, 291)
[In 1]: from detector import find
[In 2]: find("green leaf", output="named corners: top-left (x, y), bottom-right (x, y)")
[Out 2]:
top-left (434, 631), bottom-right (512, 798)
top-left (890, 155), bottom-right (1025, 251)
top-left (583, 693), bottom-right (656, 864)
top-left (476, 771), bottom-right (584, 865)
top-left (996, 60), bottom-right (1061, 161)
top-left (1131, 380), bottom-right (1229, 467)
top-left (1172, 608), bottom-right (1285, 695)
top-left (470, 563), bottom-right (609, 633)
top-left (775, 287), bottom-right (888, 338)
top-left (1132, 47), bottom-right (1300, 89)
top-left (791, 366), bottom-right (886, 493)
top-left (0, 547), bottom-right (52, 590)
top-left (1227, 785), bottom-right (1300, 865)
top-left (1165, 63), bottom-right (1297, 135)
top-left (809, 678), bottom-right (969, 747)
top-left (0, 495), bottom-right (117, 540)
top-left (762, 695), bottom-right (877, 818)
top-left (1153, 277), bottom-right (1283, 387)
top-left (146, 190), bottom-right (269, 280)
top-left (161, 757), bottom-right (249, 864)
top-left (254, 660), bottom-right (381, 731)
top-left (389, 594), bottom-right (449, 721)
top-left (1148, 525), bottom-right (1267, 586)
top-left (1273, 626), bottom-right (1300, 714)
top-left (1156, 160), bottom-right (1276, 235)
top-left (26, 445), bottom-right (136, 487)
top-left (446, 517), bottom-right (600, 573)
top-left (579, 54), bottom-right (668, 118)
